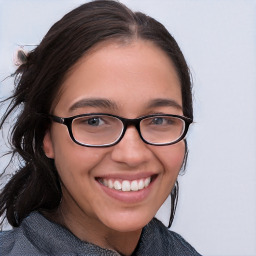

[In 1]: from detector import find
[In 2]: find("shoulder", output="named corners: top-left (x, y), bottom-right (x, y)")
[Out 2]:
top-left (135, 218), bottom-right (202, 256)
top-left (0, 226), bottom-right (42, 256)
top-left (0, 229), bottom-right (14, 255)
top-left (0, 212), bottom-right (120, 256)
top-left (0, 212), bottom-right (58, 255)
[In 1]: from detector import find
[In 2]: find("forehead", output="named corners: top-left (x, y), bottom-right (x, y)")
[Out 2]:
top-left (53, 39), bottom-right (182, 116)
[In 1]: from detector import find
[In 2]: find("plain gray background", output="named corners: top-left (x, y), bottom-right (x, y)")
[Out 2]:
top-left (0, 1), bottom-right (256, 256)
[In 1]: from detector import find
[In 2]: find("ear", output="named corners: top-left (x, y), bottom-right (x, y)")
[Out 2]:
top-left (43, 130), bottom-right (55, 159)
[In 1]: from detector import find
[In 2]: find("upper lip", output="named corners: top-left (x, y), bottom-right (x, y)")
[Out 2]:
top-left (95, 172), bottom-right (158, 181)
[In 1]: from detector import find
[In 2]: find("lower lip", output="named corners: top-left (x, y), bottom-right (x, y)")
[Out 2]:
top-left (96, 177), bottom-right (157, 204)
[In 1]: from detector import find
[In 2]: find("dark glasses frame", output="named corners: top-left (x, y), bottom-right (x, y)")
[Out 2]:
top-left (49, 113), bottom-right (193, 147)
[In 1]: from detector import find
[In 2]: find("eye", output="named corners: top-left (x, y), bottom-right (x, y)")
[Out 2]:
top-left (75, 116), bottom-right (106, 127)
top-left (152, 117), bottom-right (163, 125)
top-left (151, 117), bottom-right (173, 125)
top-left (87, 117), bottom-right (104, 126)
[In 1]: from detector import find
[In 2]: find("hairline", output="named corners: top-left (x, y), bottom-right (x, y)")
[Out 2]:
top-left (50, 37), bottom-right (182, 114)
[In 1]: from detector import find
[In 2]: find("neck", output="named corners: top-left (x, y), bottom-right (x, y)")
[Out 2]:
top-left (44, 202), bottom-right (142, 256)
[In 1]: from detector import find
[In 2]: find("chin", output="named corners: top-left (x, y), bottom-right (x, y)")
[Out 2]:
top-left (100, 210), bottom-right (155, 233)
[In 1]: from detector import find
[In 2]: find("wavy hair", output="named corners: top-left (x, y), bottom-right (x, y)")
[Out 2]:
top-left (0, 0), bottom-right (193, 229)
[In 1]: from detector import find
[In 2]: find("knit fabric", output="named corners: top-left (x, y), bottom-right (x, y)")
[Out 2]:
top-left (0, 212), bottom-right (202, 255)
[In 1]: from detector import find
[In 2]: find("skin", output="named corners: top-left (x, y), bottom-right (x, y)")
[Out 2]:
top-left (43, 39), bottom-right (185, 255)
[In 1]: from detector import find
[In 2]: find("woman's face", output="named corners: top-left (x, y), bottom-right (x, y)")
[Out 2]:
top-left (43, 40), bottom-right (185, 233)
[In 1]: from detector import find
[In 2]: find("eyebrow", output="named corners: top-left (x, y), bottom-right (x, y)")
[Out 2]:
top-left (69, 97), bottom-right (182, 113)
top-left (147, 98), bottom-right (183, 110)
top-left (69, 98), bottom-right (118, 112)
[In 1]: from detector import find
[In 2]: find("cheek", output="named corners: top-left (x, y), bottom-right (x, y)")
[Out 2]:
top-left (155, 141), bottom-right (185, 175)
top-left (50, 126), bottom-right (106, 180)
top-left (55, 146), bottom-right (103, 179)
top-left (150, 141), bottom-right (185, 210)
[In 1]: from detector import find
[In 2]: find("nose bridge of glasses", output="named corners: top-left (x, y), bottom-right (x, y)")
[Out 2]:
top-left (116, 117), bottom-right (147, 147)
top-left (121, 117), bottom-right (142, 134)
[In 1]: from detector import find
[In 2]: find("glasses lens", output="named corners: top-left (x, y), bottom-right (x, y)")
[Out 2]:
top-left (72, 115), bottom-right (123, 146)
top-left (140, 116), bottom-right (185, 145)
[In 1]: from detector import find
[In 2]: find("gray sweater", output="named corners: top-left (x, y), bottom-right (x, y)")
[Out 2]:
top-left (0, 212), bottom-right (201, 255)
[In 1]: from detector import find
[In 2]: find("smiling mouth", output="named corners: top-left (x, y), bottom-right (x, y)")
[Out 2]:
top-left (96, 175), bottom-right (156, 192)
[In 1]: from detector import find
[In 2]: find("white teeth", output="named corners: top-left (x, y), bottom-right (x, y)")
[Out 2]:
top-left (101, 177), bottom-right (152, 192)
top-left (114, 180), bottom-right (122, 190)
top-left (122, 180), bottom-right (130, 191)
top-left (103, 179), bottom-right (108, 186)
top-left (145, 177), bottom-right (151, 187)
top-left (131, 180), bottom-right (139, 191)
top-left (138, 179), bottom-right (144, 190)
top-left (108, 179), bottom-right (114, 189)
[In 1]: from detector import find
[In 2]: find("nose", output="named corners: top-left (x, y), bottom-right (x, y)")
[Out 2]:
top-left (110, 126), bottom-right (153, 168)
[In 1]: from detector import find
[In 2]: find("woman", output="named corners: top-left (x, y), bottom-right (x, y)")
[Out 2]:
top-left (0, 1), bottom-right (201, 255)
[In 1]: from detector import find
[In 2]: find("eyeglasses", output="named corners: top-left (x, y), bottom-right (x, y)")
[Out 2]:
top-left (49, 113), bottom-right (192, 147)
